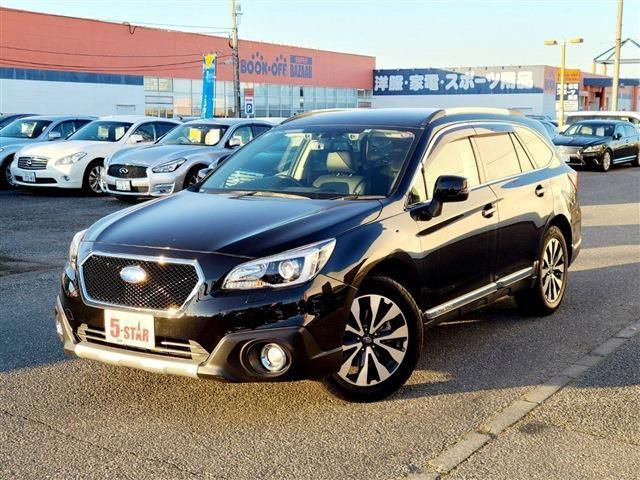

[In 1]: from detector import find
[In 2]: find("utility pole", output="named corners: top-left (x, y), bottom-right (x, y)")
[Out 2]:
top-left (611, 0), bottom-right (623, 111)
top-left (231, 0), bottom-right (241, 117)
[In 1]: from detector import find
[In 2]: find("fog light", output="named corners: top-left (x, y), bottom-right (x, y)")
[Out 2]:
top-left (260, 343), bottom-right (288, 372)
top-left (55, 318), bottom-right (63, 337)
top-left (152, 183), bottom-right (175, 195)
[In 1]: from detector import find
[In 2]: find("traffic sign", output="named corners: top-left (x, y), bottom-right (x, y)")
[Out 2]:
top-left (244, 96), bottom-right (254, 116)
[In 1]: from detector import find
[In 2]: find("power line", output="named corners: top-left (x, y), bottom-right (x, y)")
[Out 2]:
top-left (0, 45), bottom-right (203, 58)
top-left (1, 56), bottom-right (232, 72)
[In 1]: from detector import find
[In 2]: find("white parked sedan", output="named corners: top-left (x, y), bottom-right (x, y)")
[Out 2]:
top-left (10, 115), bottom-right (180, 194)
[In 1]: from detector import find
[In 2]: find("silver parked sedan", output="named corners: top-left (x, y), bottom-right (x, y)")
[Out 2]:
top-left (103, 118), bottom-right (274, 199)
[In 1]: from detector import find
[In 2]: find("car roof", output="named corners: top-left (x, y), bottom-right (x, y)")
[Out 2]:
top-left (182, 118), bottom-right (272, 126)
top-left (570, 119), bottom-right (630, 125)
top-left (567, 111), bottom-right (640, 119)
top-left (19, 114), bottom-right (95, 122)
top-left (97, 115), bottom-right (180, 123)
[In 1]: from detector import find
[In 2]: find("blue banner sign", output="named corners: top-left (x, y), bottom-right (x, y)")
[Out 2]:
top-left (240, 51), bottom-right (313, 79)
top-left (201, 53), bottom-right (216, 118)
top-left (373, 67), bottom-right (544, 96)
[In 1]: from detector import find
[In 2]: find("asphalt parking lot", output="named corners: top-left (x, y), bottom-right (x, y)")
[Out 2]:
top-left (1, 166), bottom-right (639, 479)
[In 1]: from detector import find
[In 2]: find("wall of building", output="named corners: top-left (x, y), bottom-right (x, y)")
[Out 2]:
top-left (0, 67), bottom-right (144, 115)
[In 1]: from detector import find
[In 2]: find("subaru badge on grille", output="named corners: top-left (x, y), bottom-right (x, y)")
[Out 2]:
top-left (119, 265), bottom-right (147, 284)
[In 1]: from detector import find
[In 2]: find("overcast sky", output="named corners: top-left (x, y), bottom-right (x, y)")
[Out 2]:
top-left (2, 0), bottom-right (639, 77)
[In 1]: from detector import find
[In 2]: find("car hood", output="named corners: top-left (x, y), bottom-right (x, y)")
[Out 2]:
top-left (86, 190), bottom-right (382, 258)
top-left (18, 140), bottom-right (122, 160)
top-left (0, 137), bottom-right (36, 149)
top-left (553, 135), bottom-right (610, 147)
top-left (110, 144), bottom-right (219, 167)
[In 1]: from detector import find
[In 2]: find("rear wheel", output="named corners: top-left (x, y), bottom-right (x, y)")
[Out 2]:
top-left (82, 161), bottom-right (105, 195)
top-left (600, 150), bottom-right (612, 172)
top-left (323, 276), bottom-right (423, 402)
top-left (515, 226), bottom-right (569, 316)
top-left (631, 149), bottom-right (640, 167)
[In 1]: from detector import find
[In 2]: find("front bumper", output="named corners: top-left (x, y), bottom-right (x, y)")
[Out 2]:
top-left (557, 148), bottom-right (603, 167)
top-left (104, 170), bottom-right (185, 197)
top-left (11, 163), bottom-right (83, 189)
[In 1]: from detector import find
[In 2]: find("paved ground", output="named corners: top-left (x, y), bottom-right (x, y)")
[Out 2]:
top-left (0, 166), bottom-right (639, 479)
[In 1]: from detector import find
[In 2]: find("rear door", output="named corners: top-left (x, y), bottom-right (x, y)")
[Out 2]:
top-left (472, 123), bottom-right (553, 280)
top-left (612, 124), bottom-right (628, 161)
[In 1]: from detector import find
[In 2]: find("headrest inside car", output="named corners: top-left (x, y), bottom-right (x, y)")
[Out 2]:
top-left (326, 151), bottom-right (354, 173)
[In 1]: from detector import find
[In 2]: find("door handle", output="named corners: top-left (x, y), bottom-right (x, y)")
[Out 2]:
top-left (482, 203), bottom-right (496, 218)
top-left (535, 185), bottom-right (545, 197)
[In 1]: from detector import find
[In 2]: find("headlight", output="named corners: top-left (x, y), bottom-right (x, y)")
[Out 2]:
top-left (68, 229), bottom-right (87, 270)
top-left (222, 239), bottom-right (336, 290)
top-left (582, 144), bottom-right (605, 153)
top-left (56, 152), bottom-right (87, 165)
top-left (152, 158), bottom-right (186, 173)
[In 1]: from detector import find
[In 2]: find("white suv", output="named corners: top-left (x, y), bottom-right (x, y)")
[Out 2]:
top-left (10, 116), bottom-right (180, 194)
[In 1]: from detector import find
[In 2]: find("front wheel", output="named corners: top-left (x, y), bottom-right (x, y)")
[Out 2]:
top-left (82, 161), bottom-right (105, 195)
top-left (515, 226), bottom-right (569, 316)
top-left (323, 276), bottom-right (423, 402)
top-left (600, 150), bottom-right (612, 172)
top-left (0, 157), bottom-right (13, 189)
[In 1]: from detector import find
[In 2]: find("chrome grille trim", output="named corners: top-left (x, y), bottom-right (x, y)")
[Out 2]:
top-left (78, 251), bottom-right (205, 317)
top-left (17, 156), bottom-right (49, 170)
top-left (76, 323), bottom-right (209, 362)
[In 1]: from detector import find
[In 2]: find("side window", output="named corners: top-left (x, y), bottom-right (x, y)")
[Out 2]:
top-left (514, 127), bottom-right (554, 168)
top-left (231, 125), bottom-right (253, 146)
top-left (510, 133), bottom-right (535, 172)
top-left (425, 137), bottom-right (480, 198)
top-left (133, 123), bottom-right (155, 142)
top-left (51, 120), bottom-right (76, 138)
top-left (155, 122), bottom-right (177, 139)
top-left (614, 125), bottom-right (625, 138)
top-left (408, 168), bottom-right (427, 205)
top-left (623, 124), bottom-right (636, 137)
top-left (252, 124), bottom-right (271, 138)
top-left (474, 133), bottom-right (521, 182)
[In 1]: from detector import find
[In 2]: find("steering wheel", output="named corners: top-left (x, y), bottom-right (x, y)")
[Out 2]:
top-left (274, 173), bottom-right (304, 188)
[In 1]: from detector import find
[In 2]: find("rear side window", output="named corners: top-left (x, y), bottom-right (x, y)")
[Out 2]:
top-left (473, 133), bottom-right (521, 181)
top-left (425, 137), bottom-right (480, 198)
top-left (510, 133), bottom-right (535, 172)
top-left (155, 122), bottom-right (177, 139)
top-left (515, 127), bottom-right (554, 168)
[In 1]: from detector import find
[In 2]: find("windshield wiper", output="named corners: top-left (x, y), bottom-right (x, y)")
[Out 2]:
top-left (333, 194), bottom-right (386, 200)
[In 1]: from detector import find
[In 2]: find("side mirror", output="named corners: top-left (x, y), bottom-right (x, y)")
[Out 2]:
top-left (613, 132), bottom-right (623, 140)
top-left (416, 175), bottom-right (469, 220)
top-left (227, 137), bottom-right (242, 148)
top-left (129, 134), bottom-right (144, 144)
top-left (47, 131), bottom-right (62, 141)
top-left (197, 167), bottom-right (213, 182)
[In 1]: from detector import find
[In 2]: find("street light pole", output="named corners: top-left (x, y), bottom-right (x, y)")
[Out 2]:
top-left (545, 37), bottom-right (583, 129)
top-left (611, 0), bottom-right (624, 111)
top-left (231, 0), bottom-right (241, 118)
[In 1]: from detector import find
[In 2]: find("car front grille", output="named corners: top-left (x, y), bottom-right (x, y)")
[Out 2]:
top-left (557, 146), bottom-right (581, 155)
top-left (80, 254), bottom-right (201, 312)
top-left (76, 324), bottom-right (209, 362)
top-left (108, 164), bottom-right (148, 178)
top-left (17, 156), bottom-right (49, 170)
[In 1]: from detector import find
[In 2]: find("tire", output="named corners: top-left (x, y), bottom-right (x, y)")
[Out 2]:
top-left (515, 226), bottom-right (569, 316)
top-left (182, 165), bottom-right (203, 190)
top-left (82, 160), bottom-right (105, 195)
top-left (0, 156), bottom-right (14, 189)
top-left (631, 148), bottom-right (640, 167)
top-left (322, 276), bottom-right (423, 402)
top-left (599, 150), bottom-right (612, 172)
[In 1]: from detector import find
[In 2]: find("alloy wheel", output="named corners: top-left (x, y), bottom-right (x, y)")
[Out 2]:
top-left (88, 165), bottom-right (104, 193)
top-left (338, 294), bottom-right (409, 387)
top-left (541, 238), bottom-right (565, 303)
top-left (602, 152), bottom-right (611, 171)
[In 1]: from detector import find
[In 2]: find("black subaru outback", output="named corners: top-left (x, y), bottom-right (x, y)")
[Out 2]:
top-left (56, 108), bottom-right (581, 402)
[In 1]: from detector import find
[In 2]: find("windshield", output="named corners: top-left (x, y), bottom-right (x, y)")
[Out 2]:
top-left (69, 121), bottom-right (133, 142)
top-left (0, 119), bottom-right (52, 139)
top-left (200, 126), bottom-right (416, 199)
top-left (158, 123), bottom-right (228, 146)
top-left (564, 123), bottom-right (614, 137)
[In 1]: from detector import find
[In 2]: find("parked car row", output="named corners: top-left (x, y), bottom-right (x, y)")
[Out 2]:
top-left (1, 114), bottom-right (280, 197)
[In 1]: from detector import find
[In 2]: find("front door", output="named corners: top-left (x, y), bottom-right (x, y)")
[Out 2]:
top-left (411, 127), bottom-right (498, 309)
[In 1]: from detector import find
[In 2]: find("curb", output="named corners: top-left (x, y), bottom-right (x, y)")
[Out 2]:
top-left (406, 318), bottom-right (640, 479)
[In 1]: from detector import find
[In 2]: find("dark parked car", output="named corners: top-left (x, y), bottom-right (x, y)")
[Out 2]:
top-left (56, 108), bottom-right (581, 401)
top-left (0, 113), bottom-right (33, 130)
top-left (553, 119), bottom-right (640, 171)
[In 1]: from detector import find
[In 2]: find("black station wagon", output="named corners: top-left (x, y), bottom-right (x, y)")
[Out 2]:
top-left (56, 108), bottom-right (581, 401)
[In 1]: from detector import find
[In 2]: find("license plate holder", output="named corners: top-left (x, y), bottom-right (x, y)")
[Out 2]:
top-left (23, 171), bottom-right (36, 183)
top-left (103, 309), bottom-right (155, 349)
top-left (116, 180), bottom-right (131, 191)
